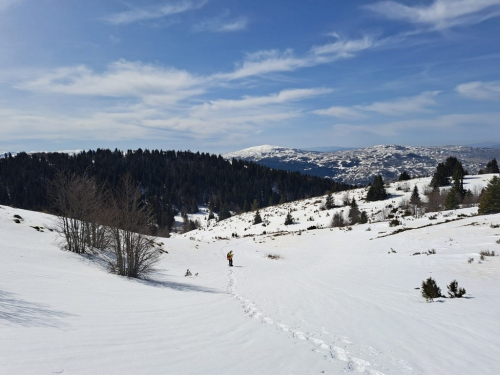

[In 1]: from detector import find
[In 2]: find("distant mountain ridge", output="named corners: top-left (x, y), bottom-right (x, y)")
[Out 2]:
top-left (224, 144), bottom-right (500, 185)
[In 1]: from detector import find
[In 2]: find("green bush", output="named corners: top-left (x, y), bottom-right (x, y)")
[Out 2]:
top-left (421, 277), bottom-right (442, 302)
top-left (447, 280), bottom-right (466, 298)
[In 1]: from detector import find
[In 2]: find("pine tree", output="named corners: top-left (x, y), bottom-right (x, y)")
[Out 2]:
top-left (444, 187), bottom-right (461, 210)
top-left (359, 210), bottom-right (368, 224)
top-left (251, 199), bottom-right (260, 211)
top-left (447, 280), bottom-right (466, 298)
top-left (348, 198), bottom-right (360, 224)
top-left (284, 212), bottom-right (294, 225)
top-left (485, 158), bottom-right (499, 174)
top-left (398, 171), bottom-right (411, 181)
top-left (410, 185), bottom-right (421, 205)
top-left (253, 210), bottom-right (263, 225)
top-left (325, 193), bottom-right (334, 210)
top-left (430, 163), bottom-right (449, 189)
top-left (366, 175), bottom-right (388, 201)
top-left (452, 161), bottom-right (465, 196)
top-left (218, 203), bottom-right (231, 221)
top-left (478, 176), bottom-right (500, 215)
top-left (421, 277), bottom-right (442, 302)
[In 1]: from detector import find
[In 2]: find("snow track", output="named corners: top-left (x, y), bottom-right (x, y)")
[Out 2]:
top-left (226, 266), bottom-right (419, 374)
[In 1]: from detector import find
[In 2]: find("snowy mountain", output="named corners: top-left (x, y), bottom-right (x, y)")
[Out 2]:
top-left (224, 144), bottom-right (500, 185)
top-left (2, 174), bottom-right (500, 374)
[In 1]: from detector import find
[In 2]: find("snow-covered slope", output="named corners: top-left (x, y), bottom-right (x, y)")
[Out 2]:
top-left (2, 174), bottom-right (500, 375)
top-left (224, 145), bottom-right (500, 185)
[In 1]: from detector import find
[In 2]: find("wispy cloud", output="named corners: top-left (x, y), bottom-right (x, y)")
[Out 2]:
top-left (13, 61), bottom-right (333, 141)
top-left (192, 88), bottom-right (332, 113)
top-left (9, 33), bottom-right (380, 144)
top-left (16, 60), bottom-right (205, 105)
top-left (193, 10), bottom-right (248, 33)
top-left (364, 0), bottom-right (500, 30)
top-left (315, 91), bottom-right (440, 118)
top-left (456, 81), bottom-right (500, 101)
top-left (219, 35), bottom-right (375, 80)
top-left (332, 113), bottom-right (500, 139)
top-left (0, 0), bottom-right (22, 12)
top-left (104, 0), bottom-right (207, 25)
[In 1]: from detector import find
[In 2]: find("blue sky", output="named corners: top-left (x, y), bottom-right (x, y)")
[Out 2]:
top-left (0, 0), bottom-right (499, 153)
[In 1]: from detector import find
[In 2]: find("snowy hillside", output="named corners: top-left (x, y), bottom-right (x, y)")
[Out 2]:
top-left (224, 145), bottom-right (500, 185)
top-left (2, 174), bottom-right (500, 375)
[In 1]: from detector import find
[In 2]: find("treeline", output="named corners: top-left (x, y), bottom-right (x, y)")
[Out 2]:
top-left (0, 148), bottom-right (352, 231)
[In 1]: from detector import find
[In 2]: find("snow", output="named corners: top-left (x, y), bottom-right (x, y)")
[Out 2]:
top-left (1, 174), bottom-right (500, 374)
top-left (224, 144), bottom-right (500, 185)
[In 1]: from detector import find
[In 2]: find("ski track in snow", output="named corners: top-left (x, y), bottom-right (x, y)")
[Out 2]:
top-left (226, 266), bottom-right (420, 374)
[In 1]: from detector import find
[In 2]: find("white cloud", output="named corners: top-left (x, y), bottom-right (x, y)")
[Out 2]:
top-left (104, 0), bottom-right (207, 25)
top-left (9, 33), bottom-right (378, 144)
top-left (314, 106), bottom-right (365, 119)
top-left (193, 11), bottom-right (248, 33)
top-left (456, 81), bottom-right (500, 101)
top-left (332, 112), bottom-right (500, 138)
top-left (16, 60), bottom-right (205, 105)
top-left (365, 0), bottom-right (500, 30)
top-left (315, 91), bottom-right (440, 118)
top-left (219, 35), bottom-right (375, 80)
top-left (0, 0), bottom-right (21, 12)
top-left (362, 91), bottom-right (440, 115)
top-left (193, 88), bottom-right (332, 113)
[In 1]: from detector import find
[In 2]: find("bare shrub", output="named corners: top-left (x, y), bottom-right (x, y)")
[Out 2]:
top-left (330, 212), bottom-right (345, 227)
top-left (267, 253), bottom-right (282, 260)
top-left (480, 250), bottom-right (496, 257)
top-left (374, 208), bottom-right (391, 222)
top-left (49, 172), bottom-right (109, 254)
top-left (105, 174), bottom-right (161, 278)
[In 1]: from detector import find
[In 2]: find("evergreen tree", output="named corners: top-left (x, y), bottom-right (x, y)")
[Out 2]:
top-left (268, 196), bottom-right (274, 207)
top-left (325, 193), bottom-right (334, 210)
top-left (410, 185), bottom-right (421, 205)
top-left (251, 199), bottom-right (260, 211)
top-left (366, 175), bottom-right (388, 201)
top-left (284, 212), bottom-right (294, 225)
top-left (398, 171), bottom-right (411, 181)
top-left (452, 161), bottom-right (466, 197)
top-left (348, 198), bottom-right (360, 224)
top-left (444, 187), bottom-right (461, 210)
top-left (444, 156), bottom-right (460, 177)
top-left (430, 163), bottom-right (449, 189)
top-left (421, 277), bottom-right (442, 302)
top-left (242, 199), bottom-right (249, 212)
top-left (447, 280), bottom-right (466, 298)
top-left (218, 203), bottom-right (231, 221)
top-left (359, 211), bottom-right (368, 224)
top-left (478, 176), bottom-right (500, 214)
top-left (485, 158), bottom-right (500, 174)
top-left (253, 210), bottom-right (263, 225)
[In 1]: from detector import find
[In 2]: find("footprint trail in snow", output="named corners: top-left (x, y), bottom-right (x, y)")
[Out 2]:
top-left (227, 267), bottom-right (420, 374)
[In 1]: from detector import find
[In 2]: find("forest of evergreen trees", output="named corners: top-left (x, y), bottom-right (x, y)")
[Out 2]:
top-left (0, 149), bottom-right (352, 231)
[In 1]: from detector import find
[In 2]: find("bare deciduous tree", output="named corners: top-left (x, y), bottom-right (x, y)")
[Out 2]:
top-left (105, 174), bottom-right (161, 278)
top-left (49, 172), bottom-right (162, 278)
top-left (49, 172), bottom-right (107, 254)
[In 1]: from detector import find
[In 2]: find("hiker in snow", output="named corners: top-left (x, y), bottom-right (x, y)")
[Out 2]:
top-left (227, 251), bottom-right (233, 267)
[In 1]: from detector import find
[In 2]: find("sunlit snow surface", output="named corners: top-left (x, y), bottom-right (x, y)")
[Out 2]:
top-left (1, 175), bottom-right (500, 374)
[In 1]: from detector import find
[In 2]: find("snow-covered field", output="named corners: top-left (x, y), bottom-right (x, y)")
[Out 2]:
top-left (1, 175), bottom-right (500, 374)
